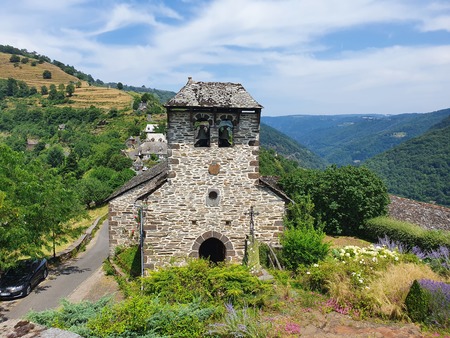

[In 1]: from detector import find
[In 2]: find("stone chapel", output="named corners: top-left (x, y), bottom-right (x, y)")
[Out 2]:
top-left (107, 78), bottom-right (289, 269)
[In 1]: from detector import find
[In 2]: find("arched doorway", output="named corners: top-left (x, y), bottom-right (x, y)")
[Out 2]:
top-left (199, 238), bottom-right (226, 263)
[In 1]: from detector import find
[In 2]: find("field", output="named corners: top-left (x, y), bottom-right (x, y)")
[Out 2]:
top-left (0, 52), bottom-right (133, 111)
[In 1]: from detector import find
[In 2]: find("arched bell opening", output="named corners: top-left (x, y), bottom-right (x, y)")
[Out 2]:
top-left (199, 238), bottom-right (226, 263)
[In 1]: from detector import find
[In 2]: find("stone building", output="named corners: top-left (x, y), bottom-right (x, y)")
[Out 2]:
top-left (107, 78), bottom-right (289, 269)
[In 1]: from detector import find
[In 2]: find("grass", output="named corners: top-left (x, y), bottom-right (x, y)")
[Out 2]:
top-left (0, 52), bottom-right (79, 88)
top-left (325, 235), bottom-right (371, 248)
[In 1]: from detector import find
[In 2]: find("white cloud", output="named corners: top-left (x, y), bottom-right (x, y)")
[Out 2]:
top-left (0, 0), bottom-right (449, 115)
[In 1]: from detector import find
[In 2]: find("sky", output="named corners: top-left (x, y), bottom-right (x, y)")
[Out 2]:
top-left (1, 0), bottom-right (450, 116)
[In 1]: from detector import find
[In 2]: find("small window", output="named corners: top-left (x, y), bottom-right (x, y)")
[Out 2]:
top-left (206, 188), bottom-right (220, 206)
top-left (218, 120), bottom-right (233, 147)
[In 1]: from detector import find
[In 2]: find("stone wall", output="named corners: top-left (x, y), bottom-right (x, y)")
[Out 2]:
top-left (109, 110), bottom-right (286, 269)
top-left (143, 111), bottom-right (285, 269)
top-left (108, 171), bottom-right (166, 256)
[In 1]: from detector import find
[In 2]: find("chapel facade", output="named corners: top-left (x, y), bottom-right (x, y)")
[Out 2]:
top-left (108, 78), bottom-right (288, 269)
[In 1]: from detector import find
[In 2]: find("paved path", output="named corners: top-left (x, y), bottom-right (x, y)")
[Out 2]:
top-left (0, 220), bottom-right (109, 321)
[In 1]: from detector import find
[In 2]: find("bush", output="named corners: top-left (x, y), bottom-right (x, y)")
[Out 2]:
top-left (365, 217), bottom-right (450, 251)
top-left (88, 297), bottom-right (215, 338)
top-left (406, 279), bottom-right (450, 328)
top-left (9, 54), bottom-right (20, 63)
top-left (281, 226), bottom-right (330, 272)
top-left (142, 259), bottom-right (270, 307)
top-left (43, 70), bottom-right (52, 79)
top-left (405, 280), bottom-right (430, 322)
top-left (27, 298), bottom-right (111, 337)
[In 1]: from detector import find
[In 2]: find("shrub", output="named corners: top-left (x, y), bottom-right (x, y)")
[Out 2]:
top-left (405, 280), bottom-right (430, 322)
top-left (27, 297), bottom-right (111, 337)
top-left (87, 296), bottom-right (215, 337)
top-left (142, 259), bottom-right (271, 307)
top-left (9, 54), bottom-right (20, 63)
top-left (43, 70), bottom-right (52, 79)
top-left (406, 279), bottom-right (450, 328)
top-left (281, 226), bottom-right (330, 272)
top-left (365, 217), bottom-right (450, 251)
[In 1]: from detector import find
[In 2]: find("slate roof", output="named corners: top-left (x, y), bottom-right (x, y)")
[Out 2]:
top-left (165, 77), bottom-right (263, 109)
top-left (259, 176), bottom-right (292, 203)
top-left (104, 161), bottom-right (168, 202)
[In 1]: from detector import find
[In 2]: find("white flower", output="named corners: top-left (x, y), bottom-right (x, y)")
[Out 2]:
top-left (359, 279), bottom-right (363, 283)
top-left (313, 264), bottom-right (319, 268)
top-left (306, 271), bottom-right (311, 275)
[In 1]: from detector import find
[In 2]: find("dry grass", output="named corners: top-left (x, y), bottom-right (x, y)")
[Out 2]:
top-left (325, 235), bottom-right (371, 248)
top-left (0, 52), bottom-right (133, 111)
top-left (0, 52), bottom-right (78, 88)
top-left (367, 263), bottom-right (447, 319)
top-left (69, 85), bottom-right (133, 111)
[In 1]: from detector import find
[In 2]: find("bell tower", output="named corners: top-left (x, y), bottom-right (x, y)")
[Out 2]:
top-left (107, 78), bottom-right (288, 269)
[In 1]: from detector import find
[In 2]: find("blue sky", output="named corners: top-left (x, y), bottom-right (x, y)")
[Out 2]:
top-left (1, 0), bottom-right (449, 116)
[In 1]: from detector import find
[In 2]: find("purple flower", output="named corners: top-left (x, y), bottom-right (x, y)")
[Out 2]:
top-left (377, 235), bottom-right (406, 253)
top-left (418, 279), bottom-right (450, 303)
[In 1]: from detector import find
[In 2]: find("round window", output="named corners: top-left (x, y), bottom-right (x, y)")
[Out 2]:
top-left (208, 191), bottom-right (218, 200)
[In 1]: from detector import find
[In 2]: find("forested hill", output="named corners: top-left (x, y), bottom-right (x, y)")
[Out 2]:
top-left (260, 123), bottom-right (327, 169)
top-left (262, 109), bottom-right (450, 166)
top-left (365, 116), bottom-right (450, 207)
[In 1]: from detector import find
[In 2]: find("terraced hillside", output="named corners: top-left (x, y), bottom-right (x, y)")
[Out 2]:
top-left (0, 52), bottom-right (133, 111)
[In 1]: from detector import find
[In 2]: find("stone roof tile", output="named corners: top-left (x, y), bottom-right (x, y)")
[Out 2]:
top-left (165, 77), bottom-right (263, 109)
top-left (104, 161), bottom-right (168, 202)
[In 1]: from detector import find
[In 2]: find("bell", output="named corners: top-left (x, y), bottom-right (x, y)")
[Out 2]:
top-left (197, 126), bottom-right (209, 139)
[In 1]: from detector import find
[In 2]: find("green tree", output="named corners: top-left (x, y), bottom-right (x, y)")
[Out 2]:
top-left (66, 83), bottom-right (75, 97)
top-left (117, 82), bottom-right (123, 90)
top-left (41, 85), bottom-right (48, 95)
top-left (43, 70), bottom-right (52, 79)
top-left (38, 171), bottom-right (85, 257)
top-left (0, 145), bottom-right (84, 268)
top-left (141, 93), bottom-right (152, 103)
top-left (280, 166), bottom-right (389, 235)
top-left (46, 145), bottom-right (65, 168)
top-left (9, 54), bottom-right (20, 63)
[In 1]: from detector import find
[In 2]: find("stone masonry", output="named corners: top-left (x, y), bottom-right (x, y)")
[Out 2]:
top-left (107, 79), bottom-right (288, 270)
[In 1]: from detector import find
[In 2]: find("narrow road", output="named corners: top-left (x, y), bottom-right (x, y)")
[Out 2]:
top-left (0, 220), bottom-right (109, 320)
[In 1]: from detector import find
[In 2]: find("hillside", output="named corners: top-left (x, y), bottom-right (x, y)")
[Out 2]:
top-left (0, 52), bottom-right (133, 111)
top-left (260, 123), bottom-right (327, 169)
top-left (365, 116), bottom-right (450, 207)
top-left (262, 110), bottom-right (450, 166)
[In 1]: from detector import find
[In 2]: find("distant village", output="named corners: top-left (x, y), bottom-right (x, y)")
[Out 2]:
top-left (125, 122), bottom-right (167, 173)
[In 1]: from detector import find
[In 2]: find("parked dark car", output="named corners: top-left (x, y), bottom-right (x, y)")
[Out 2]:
top-left (0, 258), bottom-right (48, 299)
